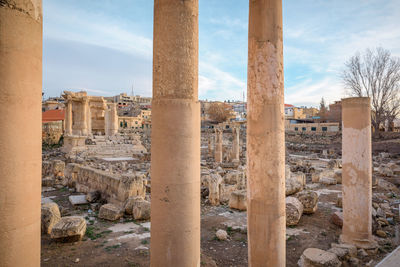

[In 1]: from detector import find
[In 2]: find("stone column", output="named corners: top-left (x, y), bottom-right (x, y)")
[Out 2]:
top-left (231, 126), bottom-right (240, 161)
top-left (341, 97), bottom-right (376, 249)
top-left (208, 133), bottom-right (213, 158)
top-left (247, 0), bottom-right (285, 266)
top-left (110, 103), bottom-right (118, 135)
top-left (65, 97), bottom-right (73, 135)
top-left (150, 0), bottom-right (200, 266)
top-left (215, 128), bottom-right (223, 163)
top-left (0, 1), bottom-right (42, 266)
top-left (86, 100), bottom-right (92, 136)
top-left (80, 98), bottom-right (88, 136)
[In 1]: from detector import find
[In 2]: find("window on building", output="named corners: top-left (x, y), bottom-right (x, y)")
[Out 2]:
top-left (311, 127), bottom-right (316, 131)
top-left (226, 125), bottom-right (230, 129)
top-left (120, 122), bottom-right (123, 127)
top-left (302, 127), bottom-right (306, 131)
top-left (135, 121), bottom-right (138, 124)
top-left (294, 127), bottom-right (298, 131)
top-left (322, 127), bottom-right (328, 132)
top-left (124, 122), bottom-right (127, 128)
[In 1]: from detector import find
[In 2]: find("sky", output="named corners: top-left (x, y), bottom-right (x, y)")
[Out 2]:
top-left (43, 0), bottom-right (400, 107)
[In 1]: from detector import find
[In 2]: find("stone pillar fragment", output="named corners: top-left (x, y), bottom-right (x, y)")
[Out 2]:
top-left (65, 97), bottom-right (73, 135)
top-left (150, 0), bottom-right (200, 266)
top-left (215, 128), bottom-right (223, 163)
top-left (341, 97), bottom-right (376, 249)
top-left (208, 134), bottom-right (213, 158)
top-left (105, 103), bottom-right (118, 136)
top-left (87, 101), bottom-right (92, 136)
top-left (80, 98), bottom-right (88, 136)
top-left (0, 1), bottom-right (42, 266)
top-left (231, 126), bottom-right (240, 161)
top-left (247, 0), bottom-right (285, 266)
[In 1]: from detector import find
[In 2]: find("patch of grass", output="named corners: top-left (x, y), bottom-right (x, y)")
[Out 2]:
top-left (124, 230), bottom-right (135, 234)
top-left (288, 225), bottom-right (296, 228)
top-left (85, 227), bottom-right (112, 240)
top-left (141, 239), bottom-right (149, 245)
top-left (59, 187), bottom-right (68, 192)
top-left (226, 226), bottom-right (233, 234)
top-left (143, 227), bottom-right (149, 232)
top-left (105, 244), bottom-right (121, 252)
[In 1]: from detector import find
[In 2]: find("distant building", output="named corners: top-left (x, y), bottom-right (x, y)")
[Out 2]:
top-left (286, 121), bottom-right (340, 133)
top-left (112, 93), bottom-right (151, 107)
top-left (328, 101), bottom-right (342, 123)
top-left (42, 109), bottom-right (65, 144)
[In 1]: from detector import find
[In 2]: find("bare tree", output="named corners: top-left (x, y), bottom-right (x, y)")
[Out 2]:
top-left (207, 102), bottom-right (233, 123)
top-left (342, 47), bottom-right (400, 133)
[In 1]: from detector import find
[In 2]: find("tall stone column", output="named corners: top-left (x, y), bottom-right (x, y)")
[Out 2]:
top-left (65, 97), bottom-right (73, 135)
top-left (0, 1), bottom-right (42, 266)
top-left (80, 98), bottom-right (88, 136)
top-left (341, 97), bottom-right (376, 249)
top-left (150, 0), bottom-right (200, 266)
top-left (247, 0), bottom-right (285, 266)
top-left (214, 128), bottom-right (223, 163)
top-left (231, 126), bottom-right (240, 161)
top-left (208, 133), bottom-right (213, 158)
top-left (86, 100), bottom-right (92, 136)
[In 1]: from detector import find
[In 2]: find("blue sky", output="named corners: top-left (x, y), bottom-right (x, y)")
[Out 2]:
top-left (43, 0), bottom-right (400, 107)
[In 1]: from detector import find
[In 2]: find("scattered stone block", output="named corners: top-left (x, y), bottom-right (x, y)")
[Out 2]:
top-left (296, 190), bottom-right (318, 214)
top-left (375, 229), bottom-right (387, 238)
top-left (86, 191), bottom-right (101, 203)
top-left (41, 203), bottom-right (61, 234)
top-left (336, 194), bottom-right (342, 208)
top-left (334, 169), bottom-right (342, 184)
top-left (42, 177), bottom-right (54, 187)
top-left (286, 175), bottom-right (304, 196)
top-left (320, 177), bottom-right (337, 185)
top-left (216, 229), bottom-right (228, 241)
top-left (298, 248), bottom-right (341, 267)
top-left (50, 216), bottom-right (87, 242)
top-left (330, 211), bottom-right (343, 227)
top-left (208, 173), bottom-right (223, 206)
top-left (99, 204), bottom-right (123, 221)
top-left (229, 190), bottom-right (247, 211)
top-left (69, 195), bottom-right (89, 205)
top-left (124, 196), bottom-right (144, 215)
top-left (132, 199), bottom-right (151, 220)
top-left (331, 243), bottom-right (357, 257)
top-left (286, 196), bottom-right (304, 226)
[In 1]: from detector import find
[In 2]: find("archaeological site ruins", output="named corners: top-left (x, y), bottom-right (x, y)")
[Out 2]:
top-left (1, 0), bottom-right (400, 266)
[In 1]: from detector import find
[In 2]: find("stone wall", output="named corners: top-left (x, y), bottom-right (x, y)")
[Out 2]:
top-left (65, 163), bottom-right (146, 206)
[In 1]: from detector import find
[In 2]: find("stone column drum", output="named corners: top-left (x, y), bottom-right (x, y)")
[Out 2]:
top-left (247, 0), bottom-right (286, 266)
top-left (150, 0), bottom-right (200, 266)
top-left (0, 1), bottom-right (42, 266)
top-left (215, 128), bottom-right (223, 163)
top-left (341, 97), bottom-right (376, 249)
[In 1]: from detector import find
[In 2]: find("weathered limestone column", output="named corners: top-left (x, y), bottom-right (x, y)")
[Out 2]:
top-left (208, 132), bottom-right (213, 158)
top-left (65, 96), bottom-right (73, 135)
top-left (86, 100), bottom-right (92, 136)
top-left (150, 0), bottom-right (200, 266)
top-left (105, 103), bottom-right (118, 136)
top-left (80, 98), bottom-right (88, 136)
top-left (341, 97), bottom-right (376, 249)
top-left (247, 0), bottom-right (286, 266)
top-left (0, 1), bottom-right (42, 266)
top-left (231, 126), bottom-right (240, 161)
top-left (215, 128), bottom-right (223, 163)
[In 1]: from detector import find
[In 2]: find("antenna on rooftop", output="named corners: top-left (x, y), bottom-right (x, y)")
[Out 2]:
top-left (131, 83), bottom-right (134, 97)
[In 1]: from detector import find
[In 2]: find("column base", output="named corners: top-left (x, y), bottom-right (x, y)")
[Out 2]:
top-left (62, 135), bottom-right (87, 154)
top-left (340, 234), bottom-right (378, 250)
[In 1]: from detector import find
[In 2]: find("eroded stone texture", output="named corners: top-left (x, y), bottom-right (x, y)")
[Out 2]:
top-left (286, 197), bottom-right (304, 226)
top-left (99, 204), bottom-right (123, 221)
top-left (41, 203), bottom-right (61, 234)
top-left (247, 0), bottom-right (285, 265)
top-left (296, 190), bottom-right (318, 214)
top-left (298, 248), bottom-right (341, 267)
top-left (229, 190), bottom-right (247, 211)
top-left (50, 216), bottom-right (87, 242)
top-left (215, 128), bottom-right (223, 163)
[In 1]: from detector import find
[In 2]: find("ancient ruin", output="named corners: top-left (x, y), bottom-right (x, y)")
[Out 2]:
top-left (1, 0), bottom-right (400, 266)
